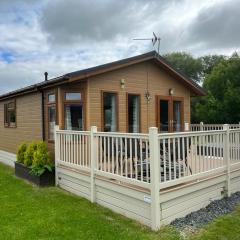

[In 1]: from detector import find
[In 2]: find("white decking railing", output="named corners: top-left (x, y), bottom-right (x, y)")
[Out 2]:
top-left (158, 130), bottom-right (226, 188)
top-left (55, 125), bottom-right (240, 230)
top-left (190, 122), bottom-right (240, 131)
top-left (55, 130), bottom-right (91, 171)
top-left (95, 132), bottom-right (150, 185)
top-left (55, 125), bottom-right (240, 189)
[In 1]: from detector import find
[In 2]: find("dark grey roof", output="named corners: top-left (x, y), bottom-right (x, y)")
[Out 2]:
top-left (0, 51), bottom-right (206, 100)
top-left (0, 75), bottom-right (69, 100)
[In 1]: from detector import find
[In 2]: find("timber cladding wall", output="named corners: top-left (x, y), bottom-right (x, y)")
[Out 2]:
top-left (0, 92), bottom-right (43, 154)
top-left (88, 61), bottom-right (191, 133)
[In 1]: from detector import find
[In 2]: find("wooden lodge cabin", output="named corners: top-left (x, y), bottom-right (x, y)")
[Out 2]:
top-left (0, 51), bottom-right (205, 164)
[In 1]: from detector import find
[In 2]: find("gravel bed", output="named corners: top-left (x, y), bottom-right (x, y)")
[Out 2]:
top-left (171, 192), bottom-right (240, 231)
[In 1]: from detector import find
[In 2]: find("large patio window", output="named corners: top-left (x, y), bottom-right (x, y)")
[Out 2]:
top-left (173, 101), bottom-right (182, 132)
top-left (64, 91), bottom-right (84, 131)
top-left (4, 100), bottom-right (16, 128)
top-left (128, 94), bottom-right (140, 133)
top-left (103, 92), bottom-right (117, 132)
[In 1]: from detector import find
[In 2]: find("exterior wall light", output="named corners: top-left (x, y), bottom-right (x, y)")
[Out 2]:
top-left (145, 91), bottom-right (152, 103)
top-left (120, 79), bottom-right (125, 89)
top-left (169, 88), bottom-right (174, 96)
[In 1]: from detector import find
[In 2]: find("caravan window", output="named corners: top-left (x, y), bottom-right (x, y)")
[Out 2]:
top-left (47, 92), bottom-right (56, 140)
top-left (64, 91), bottom-right (84, 131)
top-left (127, 94), bottom-right (140, 133)
top-left (48, 106), bottom-right (56, 140)
top-left (102, 92), bottom-right (118, 132)
top-left (65, 92), bottom-right (81, 101)
top-left (64, 105), bottom-right (83, 131)
top-left (4, 100), bottom-right (16, 128)
top-left (48, 94), bottom-right (55, 103)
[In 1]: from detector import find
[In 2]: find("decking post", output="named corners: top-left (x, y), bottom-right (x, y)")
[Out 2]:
top-left (90, 126), bottom-right (98, 203)
top-left (200, 122), bottom-right (204, 131)
top-left (149, 127), bottom-right (160, 231)
top-left (184, 122), bottom-right (189, 132)
top-left (54, 125), bottom-right (60, 186)
top-left (223, 124), bottom-right (231, 197)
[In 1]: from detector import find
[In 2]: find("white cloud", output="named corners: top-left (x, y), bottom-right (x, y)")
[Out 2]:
top-left (0, 0), bottom-right (239, 94)
top-left (40, 0), bottom-right (171, 44)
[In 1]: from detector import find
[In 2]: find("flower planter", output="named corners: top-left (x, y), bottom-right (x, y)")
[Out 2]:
top-left (15, 162), bottom-right (55, 187)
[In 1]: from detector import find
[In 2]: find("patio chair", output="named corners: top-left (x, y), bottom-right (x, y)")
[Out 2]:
top-left (159, 138), bottom-right (192, 180)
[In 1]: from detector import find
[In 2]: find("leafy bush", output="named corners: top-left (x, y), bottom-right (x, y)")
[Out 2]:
top-left (16, 143), bottom-right (27, 164)
top-left (17, 141), bottom-right (53, 176)
top-left (30, 141), bottom-right (53, 176)
top-left (24, 142), bottom-right (38, 167)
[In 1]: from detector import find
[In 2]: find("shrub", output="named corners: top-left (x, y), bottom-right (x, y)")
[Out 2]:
top-left (17, 140), bottom-right (53, 176)
top-left (31, 141), bottom-right (53, 176)
top-left (24, 142), bottom-right (38, 167)
top-left (16, 143), bottom-right (27, 164)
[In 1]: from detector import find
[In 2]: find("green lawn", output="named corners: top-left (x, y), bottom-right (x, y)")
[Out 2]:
top-left (0, 163), bottom-right (179, 240)
top-left (188, 207), bottom-right (240, 240)
top-left (0, 163), bottom-right (240, 240)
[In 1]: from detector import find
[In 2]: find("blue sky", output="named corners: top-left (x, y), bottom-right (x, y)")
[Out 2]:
top-left (0, 50), bottom-right (15, 63)
top-left (0, 0), bottom-right (239, 94)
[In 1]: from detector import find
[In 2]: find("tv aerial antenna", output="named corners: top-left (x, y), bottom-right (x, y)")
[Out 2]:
top-left (133, 32), bottom-right (161, 54)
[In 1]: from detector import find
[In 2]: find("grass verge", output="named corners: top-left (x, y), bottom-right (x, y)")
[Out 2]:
top-left (1, 162), bottom-right (240, 240)
top-left (0, 163), bottom-right (180, 240)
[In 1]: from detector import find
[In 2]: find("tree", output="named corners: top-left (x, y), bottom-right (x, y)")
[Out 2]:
top-left (163, 52), bottom-right (226, 83)
top-left (199, 55), bottom-right (226, 76)
top-left (163, 52), bottom-right (240, 123)
top-left (194, 54), bottom-right (240, 123)
top-left (163, 52), bottom-right (203, 82)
